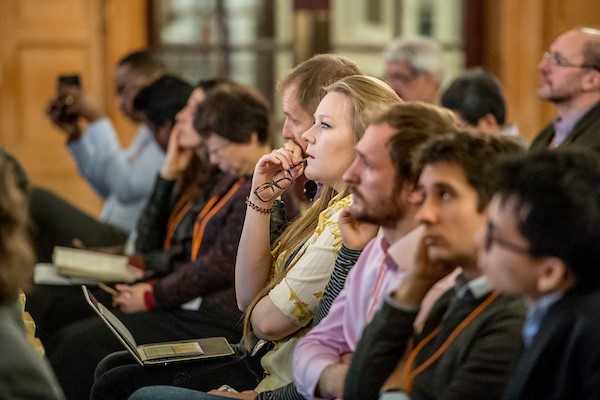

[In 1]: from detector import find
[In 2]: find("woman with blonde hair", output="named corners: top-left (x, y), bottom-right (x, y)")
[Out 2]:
top-left (125, 75), bottom-right (402, 400)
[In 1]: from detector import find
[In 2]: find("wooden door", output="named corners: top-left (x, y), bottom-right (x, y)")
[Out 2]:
top-left (0, 0), bottom-right (105, 215)
top-left (0, 0), bottom-right (148, 217)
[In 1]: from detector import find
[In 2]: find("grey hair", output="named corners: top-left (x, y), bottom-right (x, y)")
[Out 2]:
top-left (384, 35), bottom-right (444, 83)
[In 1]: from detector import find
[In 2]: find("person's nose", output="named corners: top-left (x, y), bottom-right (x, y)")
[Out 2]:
top-left (342, 158), bottom-right (360, 184)
top-left (415, 196), bottom-right (438, 225)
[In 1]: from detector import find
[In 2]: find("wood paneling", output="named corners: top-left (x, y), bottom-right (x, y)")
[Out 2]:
top-left (484, 0), bottom-right (600, 142)
top-left (103, 0), bottom-right (149, 145)
top-left (0, 0), bottom-right (147, 217)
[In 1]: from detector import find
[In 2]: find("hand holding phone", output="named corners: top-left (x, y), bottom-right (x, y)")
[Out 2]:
top-left (55, 74), bottom-right (81, 123)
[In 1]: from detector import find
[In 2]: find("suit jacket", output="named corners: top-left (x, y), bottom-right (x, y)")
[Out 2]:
top-left (502, 290), bottom-right (600, 400)
top-left (529, 100), bottom-right (600, 153)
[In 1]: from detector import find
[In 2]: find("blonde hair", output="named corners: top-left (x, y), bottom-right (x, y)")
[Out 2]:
top-left (242, 75), bottom-right (401, 347)
top-left (0, 148), bottom-right (34, 305)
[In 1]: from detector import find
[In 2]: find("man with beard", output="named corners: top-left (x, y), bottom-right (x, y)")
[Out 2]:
top-left (343, 131), bottom-right (525, 400)
top-left (292, 102), bottom-right (459, 400)
top-left (529, 27), bottom-right (600, 151)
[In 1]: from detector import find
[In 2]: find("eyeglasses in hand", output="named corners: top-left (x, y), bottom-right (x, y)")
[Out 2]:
top-left (253, 158), bottom-right (307, 203)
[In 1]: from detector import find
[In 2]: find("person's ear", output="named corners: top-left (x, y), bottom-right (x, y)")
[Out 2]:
top-left (581, 70), bottom-right (600, 91)
top-left (537, 257), bottom-right (574, 294)
top-left (476, 113), bottom-right (501, 135)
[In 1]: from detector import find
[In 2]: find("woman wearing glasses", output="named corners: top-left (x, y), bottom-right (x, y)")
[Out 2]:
top-left (49, 83), bottom-right (277, 400)
top-left (122, 75), bottom-right (401, 400)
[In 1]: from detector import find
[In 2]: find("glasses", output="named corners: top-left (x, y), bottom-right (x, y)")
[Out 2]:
top-left (541, 52), bottom-right (600, 72)
top-left (484, 221), bottom-right (530, 255)
top-left (207, 141), bottom-right (231, 157)
top-left (385, 71), bottom-right (420, 85)
top-left (253, 158), bottom-right (307, 202)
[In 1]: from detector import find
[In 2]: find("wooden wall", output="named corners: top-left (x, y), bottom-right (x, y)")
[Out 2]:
top-left (2, 0), bottom-right (599, 216)
top-left (0, 0), bottom-right (147, 216)
top-left (484, 0), bottom-right (600, 141)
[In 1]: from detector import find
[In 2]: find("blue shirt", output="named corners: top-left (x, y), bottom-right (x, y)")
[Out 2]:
top-left (68, 118), bottom-right (164, 232)
top-left (522, 292), bottom-right (563, 347)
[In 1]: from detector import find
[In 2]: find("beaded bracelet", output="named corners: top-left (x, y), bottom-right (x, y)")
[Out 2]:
top-left (245, 196), bottom-right (273, 214)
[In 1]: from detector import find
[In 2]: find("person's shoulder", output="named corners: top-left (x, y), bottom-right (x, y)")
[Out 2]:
top-left (577, 291), bottom-right (600, 323)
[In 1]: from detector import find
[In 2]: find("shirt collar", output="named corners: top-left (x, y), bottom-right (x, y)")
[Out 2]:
top-left (386, 225), bottom-right (425, 272)
top-left (522, 291), bottom-right (563, 347)
top-left (454, 275), bottom-right (491, 299)
top-left (555, 104), bottom-right (595, 134)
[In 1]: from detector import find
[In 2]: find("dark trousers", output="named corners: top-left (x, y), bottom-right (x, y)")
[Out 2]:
top-left (29, 185), bottom-right (128, 262)
top-left (45, 306), bottom-right (243, 400)
top-left (26, 285), bottom-right (113, 343)
top-left (90, 344), bottom-right (266, 400)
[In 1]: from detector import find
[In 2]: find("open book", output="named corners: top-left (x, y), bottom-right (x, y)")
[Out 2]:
top-left (82, 285), bottom-right (235, 365)
top-left (53, 246), bottom-right (138, 282)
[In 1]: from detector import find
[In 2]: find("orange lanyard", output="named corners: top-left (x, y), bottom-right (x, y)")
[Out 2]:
top-left (190, 178), bottom-right (244, 261)
top-left (366, 258), bottom-right (389, 322)
top-left (164, 191), bottom-right (194, 250)
top-left (404, 290), bottom-right (500, 394)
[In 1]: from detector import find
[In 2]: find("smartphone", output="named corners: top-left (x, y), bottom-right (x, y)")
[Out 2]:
top-left (56, 74), bottom-right (81, 122)
top-left (58, 74), bottom-right (81, 87)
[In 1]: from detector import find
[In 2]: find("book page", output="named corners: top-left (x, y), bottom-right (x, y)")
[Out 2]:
top-left (53, 246), bottom-right (137, 282)
top-left (35, 263), bottom-right (98, 285)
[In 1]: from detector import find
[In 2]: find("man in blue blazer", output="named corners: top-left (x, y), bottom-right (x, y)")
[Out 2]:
top-left (480, 148), bottom-right (600, 400)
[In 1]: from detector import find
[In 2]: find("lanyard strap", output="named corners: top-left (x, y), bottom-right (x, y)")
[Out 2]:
top-left (404, 290), bottom-right (501, 394)
top-left (366, 258), bottom-right (389, 322)
top-left (164, 191), bottom-right (194, 250)
top-left (191, 178), bottom-right (244, 261)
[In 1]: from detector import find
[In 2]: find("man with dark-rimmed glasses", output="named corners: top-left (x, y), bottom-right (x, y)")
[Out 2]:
top-left (479, 148), bottom-right (600, 400)
top-left (530, 27), bottom-right (600, 151)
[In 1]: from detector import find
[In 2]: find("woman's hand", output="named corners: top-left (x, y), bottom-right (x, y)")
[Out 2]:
top-left (250, 141), bottom-right (305, 204)
top-left (206, 389), bottom-right (257, 399)
top-left (113, 282), bottom-right (153, 313)
top-left (159, 126), bottom-right (194, 180)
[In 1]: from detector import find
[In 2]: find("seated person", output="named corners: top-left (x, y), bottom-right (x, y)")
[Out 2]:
top-left (293, 102), bottom-right (460, 399)
top-left (481, 148), bottom-right (600, 400)
top-left (383, 35), bottom-right (443, 103)
top-left (441, 67), bottom-right (522, 139)
top-left (26, 74), bottom-right (194, 343)
top-left (0, 146), bottom-right (65, 400)
top-left (33, 50), bottom-right (166, 262)
top-left (38, 84), bottom-right (275, 400)
top-left (114, 75), bottom-right (401, 400)
top-left (344, 131), bottom-right (525, 400)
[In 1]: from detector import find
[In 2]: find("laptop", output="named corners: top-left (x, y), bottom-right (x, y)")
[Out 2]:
top-left (82, 285), bottom-right (235, 365)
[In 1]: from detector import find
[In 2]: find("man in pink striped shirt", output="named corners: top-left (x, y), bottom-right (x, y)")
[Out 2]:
top-left (292, 102), bottom-right (459, 400)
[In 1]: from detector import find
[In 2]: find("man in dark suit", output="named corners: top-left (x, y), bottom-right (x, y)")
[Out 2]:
top-left (480, 148), bottom-right (600, 400)
top-left (530, 27), bottom-right (600, 152)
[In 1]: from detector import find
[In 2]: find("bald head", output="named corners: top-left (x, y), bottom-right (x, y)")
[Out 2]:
top-left (538, 27), bottom-right (600, 109)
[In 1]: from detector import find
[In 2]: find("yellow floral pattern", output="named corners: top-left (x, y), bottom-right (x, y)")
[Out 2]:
top-left (255, 193), bottom-right (351, 392)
